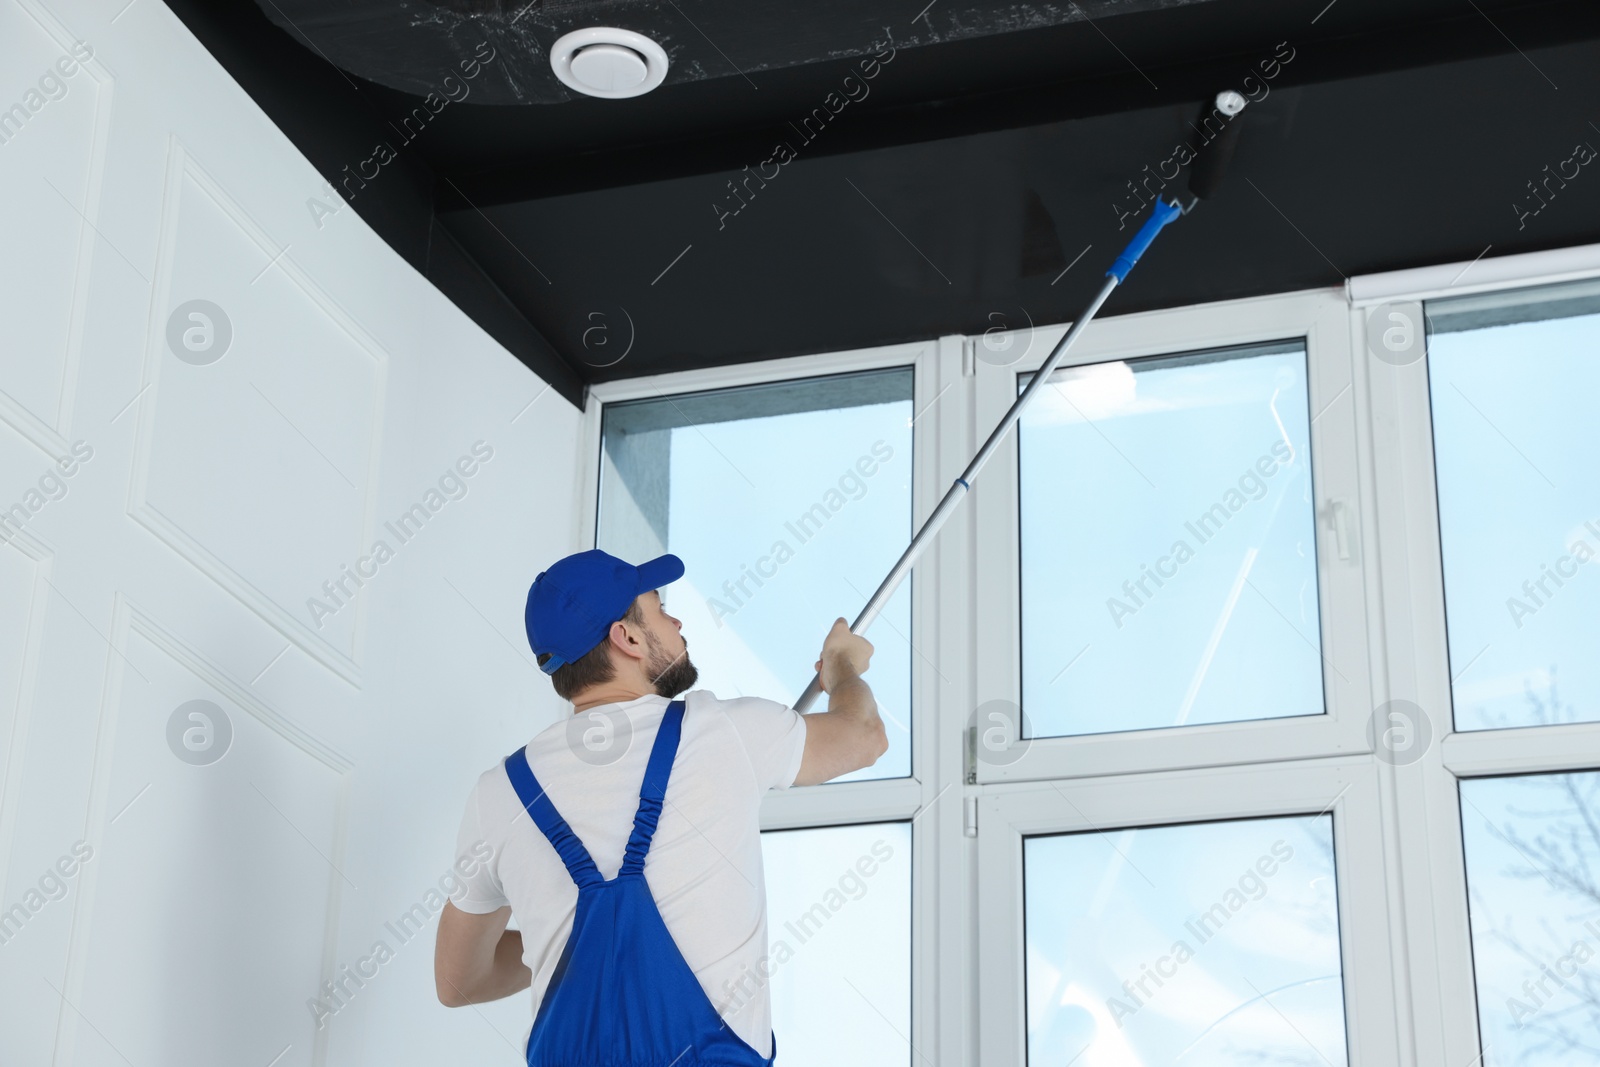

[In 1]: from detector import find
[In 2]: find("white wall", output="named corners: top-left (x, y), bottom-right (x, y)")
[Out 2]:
top-left (0, 2), bottom-right (581, 1063)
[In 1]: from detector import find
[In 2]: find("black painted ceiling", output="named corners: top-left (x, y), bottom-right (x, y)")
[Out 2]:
top-left (165, 0), bottom-right (1600, 408)
top-left (255, 0), bottom-right (1225, 106)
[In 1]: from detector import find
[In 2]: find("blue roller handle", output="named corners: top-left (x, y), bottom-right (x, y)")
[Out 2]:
top-left (1108, 197), bottom-right (1183, 281)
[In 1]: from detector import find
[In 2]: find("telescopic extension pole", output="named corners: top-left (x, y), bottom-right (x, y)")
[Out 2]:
top-left (790, 198), bottom-right (1185, 711)
top-left (793, 83), bottom-right (1254, 713)
top-left (793, 89), bottom-right (1254, 710)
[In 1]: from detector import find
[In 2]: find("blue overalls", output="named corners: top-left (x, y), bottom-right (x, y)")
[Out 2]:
top-left (503, 700), bottom-right (779, 1067)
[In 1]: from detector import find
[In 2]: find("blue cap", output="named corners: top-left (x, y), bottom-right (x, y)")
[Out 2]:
top-left (525, 549), bottom-right (685, 674)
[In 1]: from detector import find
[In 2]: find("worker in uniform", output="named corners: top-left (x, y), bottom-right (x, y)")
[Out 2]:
top-left (434, 549), bottom-right (887, 1065)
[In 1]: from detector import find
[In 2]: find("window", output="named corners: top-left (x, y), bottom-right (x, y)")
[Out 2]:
top-left (761, 822), bottom-right (913, 1065)
top-left (595, 358), bottom-right (929, 1067)
top-left (962, 291), bottom-right (1382, 1063)
top-left (597, 368), bottom-right (914, 780)
top-left (1025, 814), bottom-right (1345, 1065)
top-left (1018, 342), bottom-right (1322, 738)
top-left (1459, 771), bottom-right (1600, 1066)
top-left (1427, 279), bottom-right (1600, 731)
top-left (1411, 274), bottom-right (1600, 1067)
top-left (583, 256), bottom-right (1600, 1067)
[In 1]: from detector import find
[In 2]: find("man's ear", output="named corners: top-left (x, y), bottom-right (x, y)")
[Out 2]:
top-left (606, 617), bottom-right (647, 662)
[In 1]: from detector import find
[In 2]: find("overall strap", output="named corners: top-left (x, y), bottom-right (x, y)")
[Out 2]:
top-left (619, 700), bottom-right (686, 877)
top-left (504, 748), bottom-right (604, 890)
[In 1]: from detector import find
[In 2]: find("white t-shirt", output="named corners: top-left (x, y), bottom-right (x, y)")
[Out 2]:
top-left (450, 689), bottom-right (808, 1057)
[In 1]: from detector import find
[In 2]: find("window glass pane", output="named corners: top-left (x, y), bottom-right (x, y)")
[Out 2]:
top-left (1460, 771), bottom-right (1600, 1066)
top-left (1428, 279), bottom-right (1600, 731)
top-left (760, 822), bottom-right (912, 1066)
top-left (1018, 344), bottom-right (1322, 738)
top-left (598, 369), bottom-right (914, 780)
top-left (1025, 814), bottom-right (1347, 1065)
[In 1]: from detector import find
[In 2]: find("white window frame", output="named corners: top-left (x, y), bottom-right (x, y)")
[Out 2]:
top-left (572, 236), bottom-right (1600, 1067)
top-left (1357, 244), bottom-right (1600, 1067)
top-left (579, 338), bottom-right (944, 823)
top-left (970, 288), bottom-right (1374, 782)
top-left (581, 337), bottom-right (960, 1063)
top-left (975, 757), bottom-right (1400, 1066)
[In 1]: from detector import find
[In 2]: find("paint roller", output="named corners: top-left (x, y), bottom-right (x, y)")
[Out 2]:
top-left (1186, 90), bottom-right (1248, 204)
top-left (789, 90), bottom-right (1252, 714)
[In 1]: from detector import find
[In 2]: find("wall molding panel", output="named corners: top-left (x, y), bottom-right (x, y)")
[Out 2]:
top-left (127, 139), bottom-right (390, 688)
top-left (0, 0), bottom-right (114, 461)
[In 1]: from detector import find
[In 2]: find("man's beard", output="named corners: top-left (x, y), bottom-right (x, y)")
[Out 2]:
top-left (644, 630), bottom-right (698, 698)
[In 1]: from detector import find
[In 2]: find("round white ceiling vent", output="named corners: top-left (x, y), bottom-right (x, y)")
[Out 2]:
top-left (550, 28), bottom-right (669, 99)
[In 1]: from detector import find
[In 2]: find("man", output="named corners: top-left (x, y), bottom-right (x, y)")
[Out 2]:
top-left (434, 548), bottom-right (886, 1066)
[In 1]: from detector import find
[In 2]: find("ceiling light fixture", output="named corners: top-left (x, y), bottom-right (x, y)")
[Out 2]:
top-left (549, 28), bottom-right (669, 99)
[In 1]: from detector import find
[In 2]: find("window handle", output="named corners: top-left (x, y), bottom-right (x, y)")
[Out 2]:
top-left (1324, 499), bottom-right (1354, 562)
